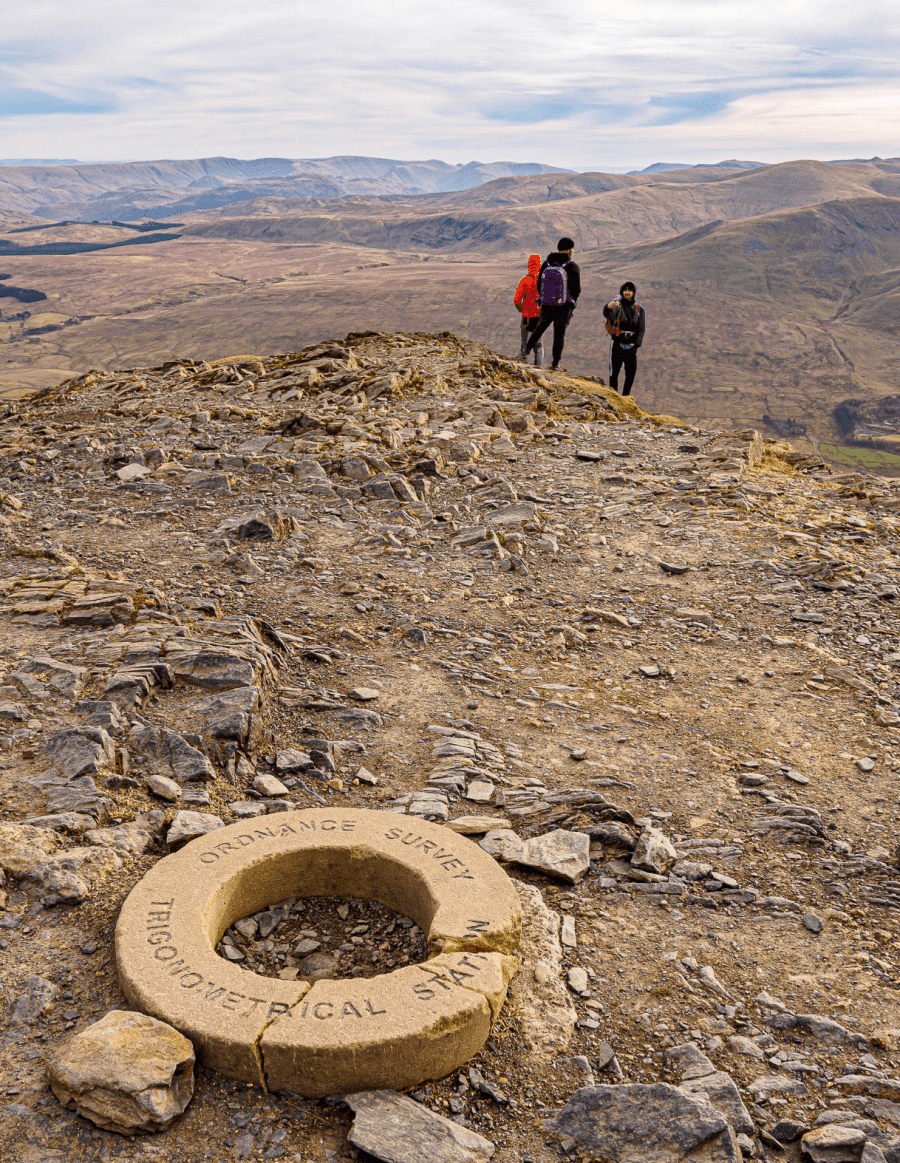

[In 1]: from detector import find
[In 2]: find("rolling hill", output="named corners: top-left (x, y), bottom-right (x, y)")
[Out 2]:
top-left (182, 160), bottom-right (900, 253)
top-left (2, 156), bottom-right (900, 467)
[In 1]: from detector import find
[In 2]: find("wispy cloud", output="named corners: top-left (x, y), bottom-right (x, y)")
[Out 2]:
top-left (645, 91), bottom-right (750, 127)
top-left (481, 98), bottom-right (578, 125)
top-left (0, 88), bottom-right (116, 117)
top-left (0, 0), bottom-right (898, 166)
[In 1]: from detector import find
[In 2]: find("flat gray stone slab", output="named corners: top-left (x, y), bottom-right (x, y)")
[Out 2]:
top-left (346, 1089), bottom-right (495, 1163)
top-left (552, 1082), bottom-right (740, 1163)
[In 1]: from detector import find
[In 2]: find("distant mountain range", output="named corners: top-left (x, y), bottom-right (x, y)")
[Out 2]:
top-left (0, 159), bottom-right (81, 167)
top-left (5, 154), bottom-right (900, 466)
top-left (181, 159), bottom-right (900, 255)
top-left (0, 155), bottom-right (572, 220)
top-left (626, 159), bottom-right (765, 175)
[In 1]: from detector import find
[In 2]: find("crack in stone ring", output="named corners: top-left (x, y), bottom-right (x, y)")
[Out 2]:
top-left (115, 808), bottom-right (522, 1096)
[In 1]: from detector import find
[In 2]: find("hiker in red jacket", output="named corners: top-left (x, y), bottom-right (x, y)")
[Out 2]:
top-left (603, 281), bottom-right (645, 396)
top-left (514, 253), bottom-right (543, 366)
top-left (523, 236), bottom-right (581, 370)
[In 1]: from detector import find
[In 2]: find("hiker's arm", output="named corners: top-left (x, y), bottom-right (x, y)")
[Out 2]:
top-left (568, 262), bottom-right (581, 301)
top-left (513, 277), bottom-right (526, 312)
top-left (635, 307), bottom-right (646, 348)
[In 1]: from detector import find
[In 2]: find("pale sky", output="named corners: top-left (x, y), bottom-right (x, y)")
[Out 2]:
top-left (3, 0), bottom-right (899, 169)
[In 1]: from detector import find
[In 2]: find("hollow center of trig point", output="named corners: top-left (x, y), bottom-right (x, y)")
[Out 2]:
top-left (216, 895), bottom-right (428, 982)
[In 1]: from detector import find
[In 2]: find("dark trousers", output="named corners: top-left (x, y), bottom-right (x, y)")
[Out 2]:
top-left (610, 343), bottom-right (637, 395)
top-left (526, 305), bottom-right (572, 367)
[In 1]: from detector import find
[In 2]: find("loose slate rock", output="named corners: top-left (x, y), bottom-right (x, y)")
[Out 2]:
top-left (832, 1075), bottom-right (900, 1100)
top-left (747, 1074), bottom-right (809, 1098)
top-left (726, 1035), bottom-right (766, 1061)
top-left (0, 823), bottom-right (60, 874)
top-left (678, 1072), bottom-right (754, 1136)
top-left (771, 1013), bottom-right (866, 1047)
top-left (772, 1119), bottom-right (808, 1143)
top-left (253, 773), bottom-right (289, 797)
top-left (22, 845), bottom-right (121, 906)
top-left (517, 829), bottom-right (591, 883)
top-left (631, 826), bottom-right (677, 874)
top-left (146, 773), bottom-right (182, 802)
top-left (552, 1083), bottom-right (740, 1163)
top-left (276, 748), bottom-right (312, 774)
top-left (11, 974), bottom-right (60, 1025)
top-left (86, 822), bottom-right (157, 854)
top-left (188, 685), bottom-right (260, 745)
top-left (132, 725), bottom-right (216, 783)
top-left (666, 1043), bottom-right (717, 1081)
top-left (479, 829), bottom-right (525, 862)
top-left (346, 1088), bottom-right (495, 1163)
top-left (445, 816), bottom-right (512, 834)
top-left (45, 725), bottom-right (115, 779)
top-left (800, 1124), bottom-right (867, 1162)
top-left (45, 776), bottom-right (113, 823)
top-left (298, 952), bottom-right (336, 981)
top-left (568, 967), bottom-right (589, 993)
top-left (19, 653), bottom-right (87, 700)
top-left (166, 810), bottom-right (224, 847)
top-left (47, 1009), bottom-right (195, 1135)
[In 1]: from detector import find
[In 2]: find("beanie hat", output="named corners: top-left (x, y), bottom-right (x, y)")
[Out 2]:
top-left (557, 236), bottom-right (575, 251)
top-left (620, 281), bottom-right (636, 295)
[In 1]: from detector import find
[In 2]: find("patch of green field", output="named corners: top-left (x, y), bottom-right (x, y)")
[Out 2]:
top-left (820, 443), bottom-right (900, 473)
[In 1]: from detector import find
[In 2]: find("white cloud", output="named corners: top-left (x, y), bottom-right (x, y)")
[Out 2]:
top-left (0, 0), bottom-right (898, 166)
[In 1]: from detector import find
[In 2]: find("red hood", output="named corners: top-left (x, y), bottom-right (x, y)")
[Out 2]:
top-left (527, 253), bottom-right (541, 276)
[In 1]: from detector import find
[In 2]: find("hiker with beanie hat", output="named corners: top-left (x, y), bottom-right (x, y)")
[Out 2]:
top-left (603, 280), bottom-right (645, 396)
top-left (513, 253), bottom-right (544, 366)
top-left (523, 236), bottom-right (581, 370)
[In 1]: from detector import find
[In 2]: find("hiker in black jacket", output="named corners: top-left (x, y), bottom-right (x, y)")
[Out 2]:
top-left (603, 281), bottom-right (645, 396)
top-left (523, 236), bottom-right (581, 370)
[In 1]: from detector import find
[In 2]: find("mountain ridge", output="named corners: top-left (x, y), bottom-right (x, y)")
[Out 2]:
top-left (0, 155), bottom-right (573, 219)
top-left (4, 157), bottom-right (900, 465)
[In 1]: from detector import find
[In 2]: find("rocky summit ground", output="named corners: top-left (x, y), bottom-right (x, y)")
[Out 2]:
top-left (1, 330), bottom-right (900, 1163)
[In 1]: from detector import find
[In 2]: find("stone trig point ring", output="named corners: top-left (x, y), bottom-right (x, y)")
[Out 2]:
top-left (115, 808), bottom-right (521, 1096)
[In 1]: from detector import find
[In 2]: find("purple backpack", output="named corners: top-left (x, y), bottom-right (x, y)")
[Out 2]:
top-left (539, 261), bottom-right (571, 307)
